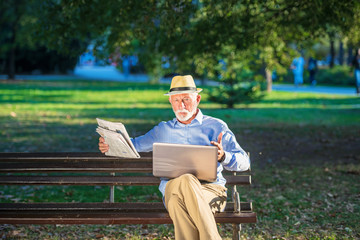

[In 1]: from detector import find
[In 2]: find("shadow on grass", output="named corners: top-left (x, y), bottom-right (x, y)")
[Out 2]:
top-left (260, 96), bottom-right (360, 107)
top-left (0, 80), bottom-right (169, 91)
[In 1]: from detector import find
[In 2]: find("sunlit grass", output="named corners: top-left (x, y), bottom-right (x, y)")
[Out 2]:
top-left (1, 80), bottom-right (359, 122)
top-left (1, 79), bottom-right (359, 155)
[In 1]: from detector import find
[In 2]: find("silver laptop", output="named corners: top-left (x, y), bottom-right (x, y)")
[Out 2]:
top-left (153, 143), bottom-right (218, 182)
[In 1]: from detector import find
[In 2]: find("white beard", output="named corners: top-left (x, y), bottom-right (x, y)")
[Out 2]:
top-left (174, 109), bottom-right (196, 122)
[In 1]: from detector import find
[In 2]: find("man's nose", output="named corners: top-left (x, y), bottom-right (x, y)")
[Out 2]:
top-left (179, 101), bottom-right (185, 109)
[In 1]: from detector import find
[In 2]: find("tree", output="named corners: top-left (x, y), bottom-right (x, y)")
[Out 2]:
top-left (0, 0), bottom-right (85, 79)
top-left (0, 0), bottom-right (31, 79)
top-left (17, 0), bottom-right (360, 105)
top-left (32, 0), bottom-right (197, 82)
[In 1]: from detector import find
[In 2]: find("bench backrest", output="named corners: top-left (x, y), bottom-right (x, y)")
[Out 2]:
top-left (0, 152), bottom-right (251, 186)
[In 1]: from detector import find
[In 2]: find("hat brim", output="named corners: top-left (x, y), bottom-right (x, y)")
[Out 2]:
top-left (164, 88), bottom-right (202, 96)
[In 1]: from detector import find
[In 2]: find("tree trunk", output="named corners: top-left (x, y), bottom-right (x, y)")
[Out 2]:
top-left (261, 58), bottom-right (272, 92)
top-left (201, 69), bottom-right (207, 86)
top-left (265, 68), bottom-right (272, 92)
top-left (6, 2), bottom-right (20, 80)
top-left (329, 39), bottom-right (335, 68)
top-left (226, 102), bottom-right (234, 109)
top-left (8, 46), bottom-right (16, 80)
top-left (339, 40), bottom-right (344, 65)
top-left (348, 46), bottom-right (353, 65)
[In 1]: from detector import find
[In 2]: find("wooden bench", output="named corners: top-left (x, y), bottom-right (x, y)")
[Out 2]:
top-left (0, 152), bottom-right (256, 239)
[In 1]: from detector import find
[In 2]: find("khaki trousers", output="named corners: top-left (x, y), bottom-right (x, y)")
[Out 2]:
top-left (164, 174), bottom-right (227, 240)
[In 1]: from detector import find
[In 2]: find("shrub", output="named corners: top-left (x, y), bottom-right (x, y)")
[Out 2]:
top-left (316, 66), bottom-right (354, 86)
top-left (207, 80), bottom-right (264, 108)
top-left (277, 65), bottom-right (355, 86)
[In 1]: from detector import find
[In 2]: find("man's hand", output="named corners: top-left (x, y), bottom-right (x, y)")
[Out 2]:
top-left (98, 137), bottom-right (109, 153)
top-left (211, 132), bottom-right (225, 162)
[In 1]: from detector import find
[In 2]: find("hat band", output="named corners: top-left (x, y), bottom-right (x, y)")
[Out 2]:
top-left (169, 87), bottom-right (197, 92)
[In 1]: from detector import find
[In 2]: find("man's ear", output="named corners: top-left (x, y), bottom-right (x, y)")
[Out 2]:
top-left (196, 94), bottom-right (201, 104)
top-left (169, 96), bottom-right (172, 103)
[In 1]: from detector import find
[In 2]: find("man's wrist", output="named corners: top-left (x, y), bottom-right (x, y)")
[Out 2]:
top-left (219, 153), bottom-right (226, 163)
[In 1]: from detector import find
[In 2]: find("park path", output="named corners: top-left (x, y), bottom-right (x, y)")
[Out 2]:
top-left (74, 66), bottom-right (359, 96)
top-left (1, 65), bottom-right (358, 96)
top-left (271, 83), bottom-right (357, 96)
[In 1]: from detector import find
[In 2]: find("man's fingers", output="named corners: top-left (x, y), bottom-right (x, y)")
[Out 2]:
top-left (217, 132), bottom-right (223, 144)
top-left (99, 137), bottom-right (108, 147)
top-left (211, 134), bottom-right (225, 162)
top-left (99, 144), bottom-right (108, 149)
top-left (99, 145), bottom-right (109, 153)
top-left (99, 137), bottom-right (109, 153)
top-left (99, 143), bottom-right (109, 149)
top-left (211, 140), bottom-right (223, 149)
top-left (99, 143), bottom-right (107, 148)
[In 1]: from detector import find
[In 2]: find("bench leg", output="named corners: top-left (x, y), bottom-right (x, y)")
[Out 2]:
top-left (232, 172), bottom-right (241, 240)
top-left (110, 172), bottom-right (115, 203)
top-left (232, 224), bottom-right (241, 240)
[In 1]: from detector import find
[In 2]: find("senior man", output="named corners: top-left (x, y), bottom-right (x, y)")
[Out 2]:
top-left (99, 75), bottom-right (250, 240)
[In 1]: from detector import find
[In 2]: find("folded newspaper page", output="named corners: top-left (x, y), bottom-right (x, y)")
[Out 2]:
top-left (96, 118), bottom-right (140, 158)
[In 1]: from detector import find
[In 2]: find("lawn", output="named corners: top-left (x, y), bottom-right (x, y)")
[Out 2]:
top-left (0, 79), bottom-right (359, 239)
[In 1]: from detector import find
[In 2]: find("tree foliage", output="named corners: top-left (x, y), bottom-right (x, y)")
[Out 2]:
top-left (0, 0), bottom-right (37, 78)
top-left (0, 0), bottom-right (86, 78)
top-left (34, 1), bottom-right (360, 69)
top-left (3, 0), bottom-right (360, 105)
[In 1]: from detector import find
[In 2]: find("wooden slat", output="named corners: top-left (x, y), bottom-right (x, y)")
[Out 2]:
top-left (0, 176), bottom-right (160, 186)
top-left (0, 162), bottom-right (153, 173)
top-left (0, 212), bottom-right (256, 225)
top-left (224, 175), bottom-right (251, 185)
top-left (0, 202), bottom-right (253, 212)
top-left (0, 152), bottom-right (152, 162)
top-left (0, 175), bottom-right (251, 186)
top-left (0, 162), bottom-right (249, 174)
top-left (0, 152), bottom-right (250, 174)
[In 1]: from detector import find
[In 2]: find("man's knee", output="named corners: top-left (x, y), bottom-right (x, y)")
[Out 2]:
top-left (177, 173), bottom-right (198, 183)
top-left (175, 173), bottom-right (202, 191)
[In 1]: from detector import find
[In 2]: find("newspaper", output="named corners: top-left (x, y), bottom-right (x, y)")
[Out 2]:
top-left (96, 118), bottom-right (140, 158)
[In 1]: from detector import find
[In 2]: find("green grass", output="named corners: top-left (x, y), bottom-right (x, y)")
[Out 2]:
top-left (0, 79), bottom-right (359, 239)
top-left (1, 79), bottom-right (359, 153)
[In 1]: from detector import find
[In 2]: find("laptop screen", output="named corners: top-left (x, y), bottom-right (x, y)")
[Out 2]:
top-left (152, 143), bottom-right (218, 182)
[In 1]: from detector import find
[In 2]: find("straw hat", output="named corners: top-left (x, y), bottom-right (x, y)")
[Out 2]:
top-left (164, 75), bottom-right (202, 96)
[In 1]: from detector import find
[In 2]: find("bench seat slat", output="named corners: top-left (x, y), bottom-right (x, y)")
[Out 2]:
top-left (0, 163), bottom-right (249, 174)
top-left (0, 175), bottom-right (251, 186)
top-left (0, 176), bottom-right (160, 186)
top-left (0, 202), bottom-right (253, 212)
top-left (0, 212), bottom-right (257, 225)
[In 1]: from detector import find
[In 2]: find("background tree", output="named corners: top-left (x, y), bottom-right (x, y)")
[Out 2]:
top-left (4, 0), bottom-right (360, 103)
top-left (0, 0), bottom-right (32, 79)
top-left (0, 0), bottom-right (86, 79)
